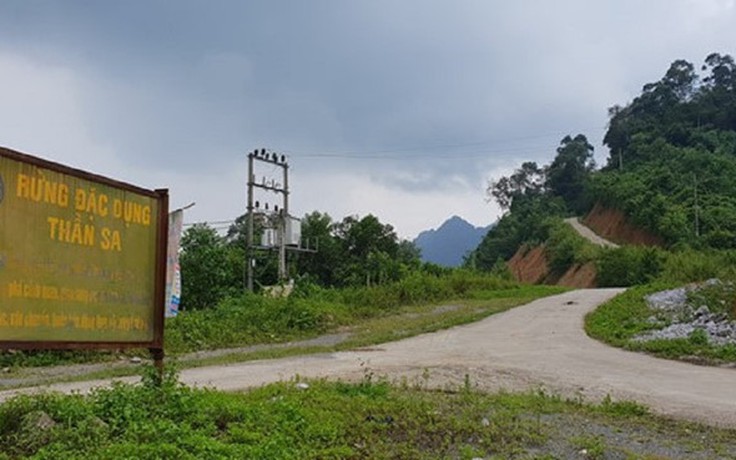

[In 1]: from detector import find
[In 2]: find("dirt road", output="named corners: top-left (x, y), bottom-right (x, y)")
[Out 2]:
top-left (2, 289), bottom-right (735, 427)
top-left (565, 217), bottom-right (619, 248)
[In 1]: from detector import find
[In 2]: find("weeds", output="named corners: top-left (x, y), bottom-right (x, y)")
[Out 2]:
top-left (1, 368), bottom-right (734, 459)
top-left (2, 272), bottom-right (547, 370)
top-left (586, 284), bottom-right (736, 364)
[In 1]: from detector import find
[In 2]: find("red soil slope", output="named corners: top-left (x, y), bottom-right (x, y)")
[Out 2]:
top-left (556, 262), bottom-right (597, 288)
top-left (507, 245), bottom-right (596, 288)
top-left (507, 203), bottom-right (660, 288)
top-left (582, 202), bottom-right (663, 247)
top-left (508, 245), bottom-right (549, 284)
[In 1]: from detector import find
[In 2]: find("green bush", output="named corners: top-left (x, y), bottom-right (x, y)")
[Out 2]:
top-left (659, 249), bottom-right (736, 284)
top-left (686, 279), bottom-right (736, 320)
top-left (335, 270), bottom-right (517, 313)
top-left (596, 246), bottom-right (664, 287)
top-left (586, 283), bottom-right (736, 364)
top-left (540, 218), bottom-right (601, 277)
top-left (165, 292), bottom-right (334, 353)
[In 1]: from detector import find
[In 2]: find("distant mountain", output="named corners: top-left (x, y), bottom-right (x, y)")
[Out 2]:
top-left (413, 216), bottom-right (492, 267)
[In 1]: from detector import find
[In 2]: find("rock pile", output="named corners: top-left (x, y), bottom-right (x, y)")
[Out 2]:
top-left (634, 281), bottom-right (736, 346)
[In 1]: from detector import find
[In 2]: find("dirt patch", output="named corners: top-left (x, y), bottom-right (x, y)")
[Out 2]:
top-left (557, 262), bottom-right (597, 288)
top-left (583, 202), bottom-right (663, 247)
top-left (508, 246), bottom-right (596, 288)
top-left (508, 245), bottom-right (549, 284)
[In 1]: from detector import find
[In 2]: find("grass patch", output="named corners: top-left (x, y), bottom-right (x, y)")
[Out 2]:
top-left (585, 284), bottom-right (736, 364)
top-left (1, 367), bottom-right (734, 459)
top-left (1, 279), bottom-right (565, 388)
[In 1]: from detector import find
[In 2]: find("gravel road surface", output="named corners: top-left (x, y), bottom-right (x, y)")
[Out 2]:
top-left (2, 289), bottom-right (735, 427)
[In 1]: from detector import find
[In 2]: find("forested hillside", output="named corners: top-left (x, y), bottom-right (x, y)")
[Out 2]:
top-left (471, 52), bottom-right (736, 269)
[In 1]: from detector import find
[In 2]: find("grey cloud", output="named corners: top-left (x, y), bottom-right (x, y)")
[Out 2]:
top-left (1, 0), bottom-right (735, 190)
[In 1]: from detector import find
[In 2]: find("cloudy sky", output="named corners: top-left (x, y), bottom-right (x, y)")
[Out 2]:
top-left (1, 1), bottom-right (735, 238)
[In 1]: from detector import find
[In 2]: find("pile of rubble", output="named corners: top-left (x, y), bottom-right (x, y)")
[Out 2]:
top-left (634, 281), bottom-right (736, 346)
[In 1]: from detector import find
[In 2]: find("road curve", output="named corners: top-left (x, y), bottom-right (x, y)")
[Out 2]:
top-left (2, 289), bottom-right (735, 427)
top-left (564, 217), bottom-right (619, 248)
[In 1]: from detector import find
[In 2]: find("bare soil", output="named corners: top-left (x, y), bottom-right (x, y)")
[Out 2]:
top-left (507, 244), bottom-right (597, 289)
top-left (583, 202), bottom-right (663, 246)
top-left (508, 244), bottom-right (549, 284)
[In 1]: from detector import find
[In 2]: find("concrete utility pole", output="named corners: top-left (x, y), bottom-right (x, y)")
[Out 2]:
top-left (694, 173), bottom-right (700, 238)
top-left (279, 158), bottom-right (289, 281)
top-left (246, 149), bottom-right (290, 291)
top-left (246, 153), bottom-right (255, 291)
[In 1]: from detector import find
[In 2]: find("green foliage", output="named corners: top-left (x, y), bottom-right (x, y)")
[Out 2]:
top-left (164, 271), bottom-right (521, 354)
top-left (293, 211), bottom-right (345, 286)
top-left (165, 292), bottom-right (333, 353)
top-left (337, 270), bottom-right (518, 314)
top-left (487, 161), bottom-right (546, 210)
top-left (585, 284), bottom-right (664, 346)
top-left (596, 246), bottom-right (664, 287)
top-left (659, 248), bottom-right (736, 283)
top-left (1, 371), bottom-right (732, 459)
top-left (544, 218), bottom-right (598, 275)
top-left (472, 52), bottom-right (736, 285)
top-left (0, 349), bottom-right (108, 369)
top-left (546, 134), bottom-right (596, 214)
top-left (686, 279), bottom-right (736, 320)
top-left (585, 284), bottom-right (736, 364)
top-left (293, 212), bottom-right (422, 288)
top-left (179, 224), bottom-right (241, 310)
top-left (475, 132), bottom-right (597, 270)
top-left (473, 194), bottom-right (566, 270)
top-left (596, 53), bottom-right (736, 247)
top-left (179, 211), bottom-right (424, 314)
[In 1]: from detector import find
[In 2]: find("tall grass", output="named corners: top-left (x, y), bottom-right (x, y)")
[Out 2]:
top-left (586, 283), bottom-right (736, 363)
top-left (1, 366), bottom-right (732, 459)
top-left (1, 272), bottom-right (548, 369)
top-left (165, 271), bottom-right (521, 354)
top-left (659, 249), bottom-right (736, 283)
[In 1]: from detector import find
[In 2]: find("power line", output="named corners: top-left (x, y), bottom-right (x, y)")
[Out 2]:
top-left (182, 220), bottom-right (236, 227)
top-left (285, 126), bottom-right (607, 160)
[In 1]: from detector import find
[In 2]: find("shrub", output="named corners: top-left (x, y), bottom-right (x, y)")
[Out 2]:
top-left (544, 218), bottom-right (599, 275)
top-left (596, 246), bottom-right (664, 287)
top-left (659, 249), bottom-right (736, 284)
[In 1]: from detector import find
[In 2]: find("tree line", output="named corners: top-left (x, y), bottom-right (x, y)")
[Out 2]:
top-left (180, 212), bottom-right (425, 310)
top-left (470, 52), bottom-right (736, 270)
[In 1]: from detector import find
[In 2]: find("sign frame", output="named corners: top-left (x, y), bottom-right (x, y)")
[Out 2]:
top-left (0, 146), bottom-right (168, 353)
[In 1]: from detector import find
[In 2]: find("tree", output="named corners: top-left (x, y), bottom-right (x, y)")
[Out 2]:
top-left (487, 161), bottom-right (546, 211)
top-left (546, 134), bottom-right (595, 213)
top-left (179, 224), bottom-right (236, 310)
top-left (335, 214), bottom-right (398, 259)
top-left (702, 53), bottom-right (736, 92)
top-left (293, 211), bottom-right (420, 287)
top-left (473, 191), bottom-right (566, 270)
top-left (333, 214), bottom-right (402, 286)
top-left (661, 59), bottom-right (698, 102)
top-left (294, 211), bottom-right (342, 286)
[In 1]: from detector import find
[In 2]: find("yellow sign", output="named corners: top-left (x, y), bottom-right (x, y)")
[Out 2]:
top-left (0, 149), bottom-right (165, 344)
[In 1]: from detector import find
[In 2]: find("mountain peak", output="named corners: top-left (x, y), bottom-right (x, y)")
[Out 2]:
top-left (414, 216), bottom-right (492, 267)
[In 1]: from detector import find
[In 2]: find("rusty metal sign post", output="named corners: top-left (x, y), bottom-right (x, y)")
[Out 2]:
top-left (0, 146), bottom-right (168, 375)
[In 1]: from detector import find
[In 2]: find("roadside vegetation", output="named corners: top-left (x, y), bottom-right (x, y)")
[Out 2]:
top-left (2, 366), bottom-right (735, 459)
top-left (0, 272), bottom-right (564, 379)
top-left (165, 272), bottom-right (557, 355)
top-left (586, 283), bottom-right (736, 365)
